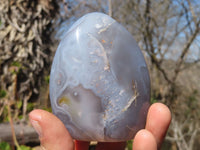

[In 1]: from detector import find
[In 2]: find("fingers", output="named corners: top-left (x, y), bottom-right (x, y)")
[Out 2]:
top-left (28, 103), bottom-right (171, 150)
top-left (145, 103), bottom-right (171, 148)
top-left (95, 142), bottom-right (126, 150)
top-left (29, 109), bottom-right (74, 150)
top-left (132, 129), bottom-right (157, 150)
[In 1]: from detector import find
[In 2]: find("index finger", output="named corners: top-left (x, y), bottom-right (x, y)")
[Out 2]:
top-left (145, 103), bottom-right (171, 148)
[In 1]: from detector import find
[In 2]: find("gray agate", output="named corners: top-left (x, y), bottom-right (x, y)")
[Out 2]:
top-left (50, 12), bottom-right (150, 142)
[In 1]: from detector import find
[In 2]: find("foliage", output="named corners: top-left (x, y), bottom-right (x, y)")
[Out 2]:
top-left (0, 105), bottom-right (8, 122)
top-left (150, 98), bottom-right (158, 104)
top-left (18, 145), bottom-right (32, 150)
top-left (44, 75), bottom-right (50, 84)
top-left (27, 102), bottom-right (35, 112)
top-left (0, 90), bottom-right (6, 98)
top-left (0, 142), bottom-right (33, 150)
top-left (0, 142), bottom-right (11, 150)
top-left (126, 140), bottom-right (133, 150)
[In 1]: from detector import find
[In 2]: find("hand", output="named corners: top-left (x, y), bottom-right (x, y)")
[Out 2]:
top-left (29, 103), bottom-right (171, 150)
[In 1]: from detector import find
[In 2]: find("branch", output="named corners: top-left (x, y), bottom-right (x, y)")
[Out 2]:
top-left (143, 0), bottom-right (172, 84)
top-left (0, 122), bottom-right (39, 145)
top-left (7, 103), bottom-right (21, 150)
top-left (108, 0), bottom-right (112, 17)
top-left (174, 20), bottom-right (200, 80)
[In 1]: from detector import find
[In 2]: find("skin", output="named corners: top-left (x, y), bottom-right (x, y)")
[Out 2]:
top-left (29, 103), bottom-right (171, 150)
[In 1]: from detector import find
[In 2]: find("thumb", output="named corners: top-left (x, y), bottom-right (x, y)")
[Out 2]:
top-left (29, 109), bottom-right (74, 150)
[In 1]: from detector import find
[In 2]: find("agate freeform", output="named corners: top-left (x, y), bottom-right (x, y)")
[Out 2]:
top-left (49, 12), bottom-right (150, 142)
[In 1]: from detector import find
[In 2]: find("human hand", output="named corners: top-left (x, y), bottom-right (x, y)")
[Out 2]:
top-left (29, 103), bottom-right (171, 150)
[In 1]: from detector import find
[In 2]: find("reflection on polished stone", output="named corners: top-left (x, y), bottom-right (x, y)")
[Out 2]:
top-left (50, 12), bottom-right (150, 142)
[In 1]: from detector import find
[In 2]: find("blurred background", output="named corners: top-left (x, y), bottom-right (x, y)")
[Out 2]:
top-left (0, 0), bottom-right (199, 150)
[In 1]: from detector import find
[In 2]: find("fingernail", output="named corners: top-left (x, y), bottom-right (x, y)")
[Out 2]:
top-left (30, 119), bottom-right (43, 137)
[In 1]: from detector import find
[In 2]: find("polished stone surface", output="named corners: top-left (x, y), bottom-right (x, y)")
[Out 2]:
top-left (50, 12), bottom-right (150, 142)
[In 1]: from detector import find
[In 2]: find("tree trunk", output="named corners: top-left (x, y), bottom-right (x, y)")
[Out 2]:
top-left (0, 122), bottom-right (39, 145)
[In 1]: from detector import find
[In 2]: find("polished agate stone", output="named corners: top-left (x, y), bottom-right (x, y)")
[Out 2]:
top-left (49, 12), bottom-right (150, 142)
